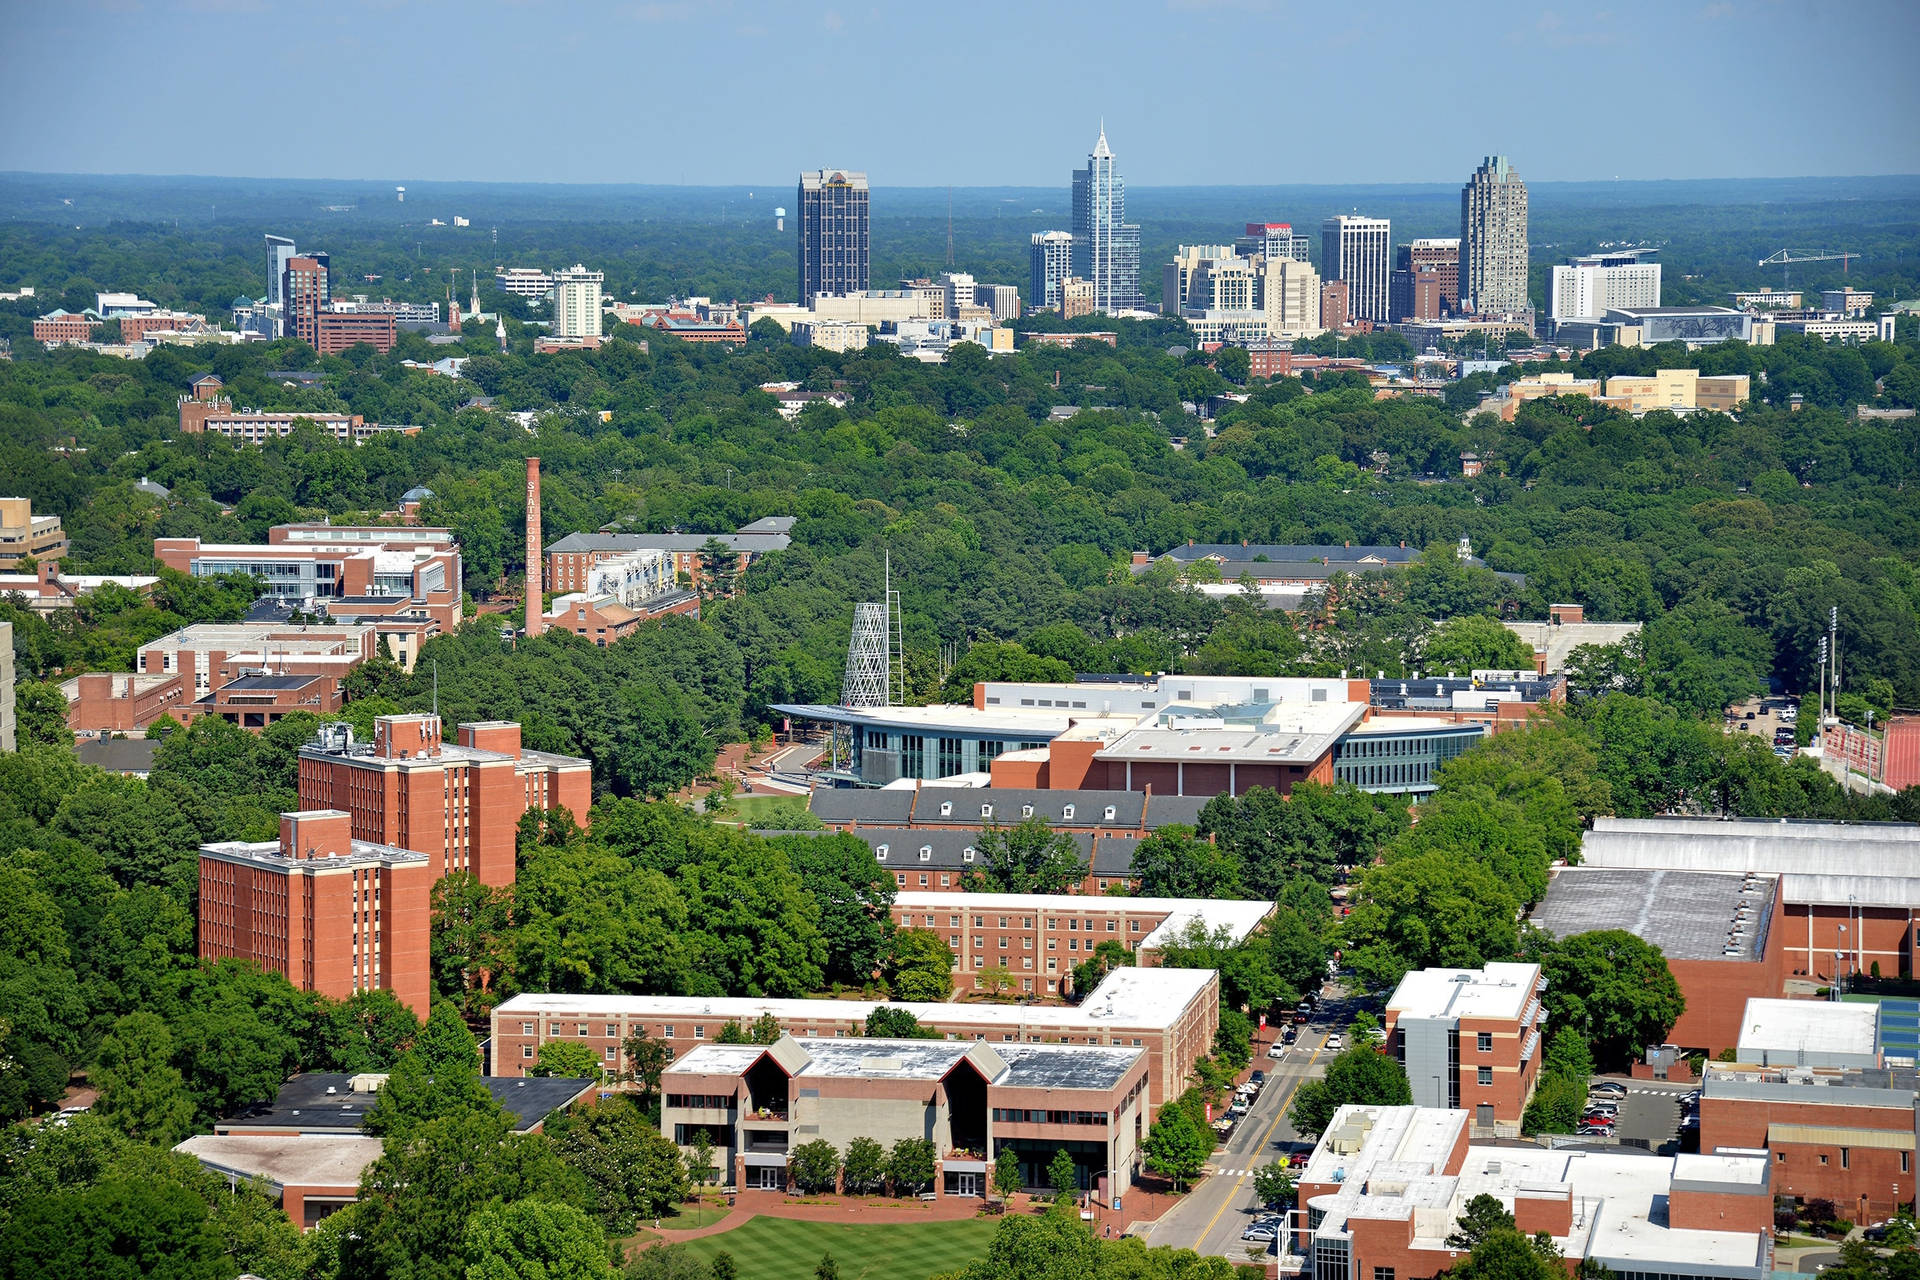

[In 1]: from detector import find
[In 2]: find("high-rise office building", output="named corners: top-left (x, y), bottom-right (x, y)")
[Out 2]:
top-left (1235, 223), bottom-right (1312, 264)
top-left (1404, 239), bottom-right (1460, 313)
top-left (550, 264), bottom-right (604, 339)
top-left (1266, 258), bottom-right (1323, 338)
top-left (283, 255), bottom-right (332, 350)
top-left (265, 235), bottom-right (297, 310)
top-left (1460, 155), bottom-right (1529, 317)
top-left (798, 169), bottom-right (870, 302)
top-left (1070, 128), bottom-right (1142, 312)
top-left (1030, 231), bottom-right (1074, 311)
top-left (1320, 216), bottom-right (1392, 324)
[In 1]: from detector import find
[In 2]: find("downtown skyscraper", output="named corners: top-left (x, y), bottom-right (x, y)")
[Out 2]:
top-left (1320, 215), bottom-right (1392, 324)
top-left (798, 168), bottom-right (870, 302)
top-left (1070, 127), bottom-right (1142, 312)
top-left (1460, 155), bottom-right (1529, 317)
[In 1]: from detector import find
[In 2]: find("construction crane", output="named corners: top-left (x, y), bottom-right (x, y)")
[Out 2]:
top-left (1757, 248), bottom-right (1862, 288)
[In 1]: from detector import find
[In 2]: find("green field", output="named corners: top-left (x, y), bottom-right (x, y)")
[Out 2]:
top-left (670, 1215), bottom-right (996, 1280)
top-left (711, 793), bottom-right (819, 829)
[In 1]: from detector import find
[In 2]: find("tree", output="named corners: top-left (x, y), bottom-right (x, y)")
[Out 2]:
top-left (1070, 939), bottom-right (1131, 997)
top-left (1420, 615), bottom-right (1536, 675)
top-left (533, 1039), bottom-right (604, 1080)
top-left (887, 1137), bottom-right (936, 1195)
top-left (547, 1095), bottom-right (690, 1231)
top-left (773, 832), bottom-right (896, 986)
top-left (1199, 784), bottom-right (1407, 896)
top-left (1142, 1102), bottom-right (1211, 1192)
top-left (689, 1130), bottom-right (718, 1188)
top-left (939, 642), bottom-right (1074, 701)
top-left (865, 1006), bottom-right (931, 1039)
top-left (1048, 1147), bottom-right (1079, 1199)
top-left (1129, 824), bottom-right (1243, 899)
top-left (964, 818), bottom-right (1087, 894)
top-left (0, 1179), bottom-right (227, 1280)
top-left (1289, 1043), bottom-right (1414, 1138)
top-left (365, 998), bottom-right (495, 1141)
top-left (992, 1146), bottom-right (1023, 1200)
top-left (1447, 1193), bottom-right (1517, 1249)
top-left (430, 871), bottom-right (515, 1018)
top-left (93, 1011), bottom-right (194, 1146)
top-left (814, 1254), bottom-right (841, 1280)
top-left (461, 1199), bottom-right (610, 1280)
top-left (1252, 1161), bottom-right (1297, 1210)
top-left (12, 680), bottom-right (74, 749)
top-left (622, 1027), bottom-right (673, 1105)
top-left (842, 1136), bottom-right (888, 1195)
top-left (1527, 930), bottom-right (1685, 1070)
top-left (789, 1138), bottom-right (842, 1194)
top-left (1447, 1228), bottom-right (1567, 1280)
top-left (1339, 852), bottom-right (1519, 993)
top-left (886, 928), bottom-right (955, 1002)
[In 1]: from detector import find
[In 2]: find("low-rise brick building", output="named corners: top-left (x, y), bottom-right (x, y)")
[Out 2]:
top-left (1383, 963), bottom-right (1547, 1136)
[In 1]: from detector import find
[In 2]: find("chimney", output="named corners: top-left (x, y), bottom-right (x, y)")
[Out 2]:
top-left (524, 457), bottom-right (544, 638)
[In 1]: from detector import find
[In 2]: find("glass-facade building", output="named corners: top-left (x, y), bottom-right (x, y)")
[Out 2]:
top-left (798, 169), bottom-right (870, 303)
top-left (1330, 724), bottom-right (1484, 796)
top-left (1070, 130), bottom-right (1142, 312)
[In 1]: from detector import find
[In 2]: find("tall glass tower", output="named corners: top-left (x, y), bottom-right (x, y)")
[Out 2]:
top-left (1070, 127), bottom-right (1142, 312)
top-left (798, 169), bottom-right (870, 303)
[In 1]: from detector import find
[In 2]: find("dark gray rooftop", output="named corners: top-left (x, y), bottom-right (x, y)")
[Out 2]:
top-left (809, 787), bottom-right (914, 826)
top-left (75, 737), bottom-right (160, 775)
top-left (548, 530), bottom-right (790, 555)
top-left (216, 1072), bottom-right (595, 1134)
top-left (214, 673), bottom-right (327, 692)
top-left (996, 1043), bottom-right (1141, 1090)
top-left (807, 786), bottom-right (1202, 834)
top-left (1530, 867), bottom-right (1777, 962)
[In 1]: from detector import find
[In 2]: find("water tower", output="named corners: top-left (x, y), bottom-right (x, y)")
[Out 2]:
top-left (774, 206), bottom-right (786, 232)
top-left (395, 185), bottom-right (406, 203)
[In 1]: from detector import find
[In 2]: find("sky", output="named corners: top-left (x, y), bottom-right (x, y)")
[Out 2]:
top-left (5, 0), bottom-right (1918, 188)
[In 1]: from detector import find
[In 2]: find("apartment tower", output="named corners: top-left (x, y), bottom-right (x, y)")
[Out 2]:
top-left (1030, 230), bottom-right (1075, 311)
top-left (1320, 216), bottom-right (1392, 324)
top-left (798, 169), bottom-right (870, 302)
top-left (1460, 155), bottom-right (1530, 317)
top-left (550, 265), bottom-right (603, 340)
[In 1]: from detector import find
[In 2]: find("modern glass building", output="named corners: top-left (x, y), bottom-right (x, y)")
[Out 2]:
top-left (1329, 722), bottom-right (1484, 796)
top-left (1070, 129), bottom-right (1142, 312)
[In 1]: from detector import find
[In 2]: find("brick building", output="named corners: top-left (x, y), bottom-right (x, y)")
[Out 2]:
top-left (297, 715), bottom-right (591, 890)
top-left (61, 672), bottom-right (189, 733)
top-left (199, 809), bottom-right (433, 1014)
top-left (1320, 280), bottom-right (1350, 331)
top-left (121, 309), bottom-right (208, 344)
top-left (1701, 1057), bottom-right (1917, 1225)
top-left (544, 517), bottom-right (792, 597)
top-left (0, 560), bottom-right (158, 613)
top-left (662, 1034), bottom-right (1148, 1201)
top-left (1383, 962), bottom-right (1547, 1135)
top-left (887, 890), bottom-right (1272, 997)
top-left (491, 965), bottom-right (1220, 1111)
top-left (1296, 1106), bottom-right (1774, 1280)
top-left (32, 310), bottom-right (98, 345)
top-left (155, 530), bottom-right (463, 640)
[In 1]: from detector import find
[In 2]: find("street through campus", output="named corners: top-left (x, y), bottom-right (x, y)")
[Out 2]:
top-left (1145, 987), bottom-right (1362, 1264)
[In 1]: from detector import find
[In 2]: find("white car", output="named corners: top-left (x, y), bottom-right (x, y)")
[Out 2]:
top-left (1325, 1033), bottom-right (1344, 1051)
top-left (1268, 1043), bottom-right (1287, 1059)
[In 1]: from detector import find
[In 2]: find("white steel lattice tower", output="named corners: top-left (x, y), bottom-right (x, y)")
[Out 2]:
top-left (841, 603), bottom-right (892, 708)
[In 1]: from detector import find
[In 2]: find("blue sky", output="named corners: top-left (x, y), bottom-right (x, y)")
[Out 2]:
top-left (6, 0), bottom-right (1917, 186)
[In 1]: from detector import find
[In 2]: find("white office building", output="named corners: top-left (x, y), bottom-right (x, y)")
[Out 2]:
top-left (1029, 231), bottom-right (1075, 311)
top-left (1266, 258), bottom-right (1323, 338)
top-left (495, 268), bottom-right (555, 299)
top-left (1321, 215), bottom-right (1392, 324)
top-left (550, 265), bottom-right (603, 340)
top-left (1550, 253), bottom-right (1662, 325)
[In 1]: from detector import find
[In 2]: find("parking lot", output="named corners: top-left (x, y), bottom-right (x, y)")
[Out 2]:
top-left (1586, 1080), bottom-right (1693, 1154)
top-left (1726, 696), bottom-right (1799, 757)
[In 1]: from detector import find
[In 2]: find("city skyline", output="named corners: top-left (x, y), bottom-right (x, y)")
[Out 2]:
top-left (5, 2), bottom-right (1919, 187)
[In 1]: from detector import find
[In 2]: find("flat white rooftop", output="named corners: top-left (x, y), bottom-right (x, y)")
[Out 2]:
top-left (496, 964), bottom-right (1214, 1033)
top-left (891, 891), bottom-right (1272, 948)
top-left (1386, 963), bottom-right (1542, 1023)
top-left (175, 1134), bottom-right (381, 1189)
top-left (1736, 997), bottom-right (1879, 1064)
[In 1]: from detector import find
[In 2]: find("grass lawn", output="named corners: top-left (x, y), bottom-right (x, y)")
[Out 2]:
top-left (662, 1202), bottom-right (732, 1230)
top-left (673, 1215), bottom-right (996, 1280)
top-left (714, 793), bottom-right (818, 828)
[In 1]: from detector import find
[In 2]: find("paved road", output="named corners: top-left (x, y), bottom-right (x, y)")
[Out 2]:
top-left (1147, 989), bottom-right (1365, 1262)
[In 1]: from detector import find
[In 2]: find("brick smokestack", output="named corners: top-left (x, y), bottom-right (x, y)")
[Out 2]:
top-left (524, 457), bottom-right (544, 638)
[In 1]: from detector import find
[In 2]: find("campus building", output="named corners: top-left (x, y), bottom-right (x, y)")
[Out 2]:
top-left (491, 965), bottom-right (1220, 1111)
top-left (544, 516), bottom-right (792, 597)
top-left (539, 546), bottom-right (699, 643)
top-left (0, 497), bottom-right (68, 570)
top-left (887, 890), bottom-right (1272, 996)
top-left (297, 715), bottom-right (592, 889)
top-left (1549, 251), bottom-right (1662, 326)
top-left (154, 526), bottom-right (463, 640)
top-left (0, 560), bottom-right (155, 613)
top-left (198, 809), bottom-right (433, 1015)
top-left (177, 374), bottom-right (418, 445)
top-left (1505, 602), bottom-right (1644, 675)
top-left (662, 1034), bottom-right (1148, 1200)
top-left (1382, 963), bottom-right (1546, 1136)
top-left (1295, 1106), bottom-right (1774, 1280)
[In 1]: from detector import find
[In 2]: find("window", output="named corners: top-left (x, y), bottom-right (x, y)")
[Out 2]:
top-left (1477, 1067), bottom-right (1493, 1086)
top-left (606, 1024), bottom-right (618, 1038)
top-left (895, 873), bottom-right (906, 886)
top-left (576, 1024), bottom-right (588, 1037)
top-left (963, 848), bottom-right (976, 863)
top-left (980, 804), bottom-right (993, 818)
top-left (1375, 1269), bottom-right (1396, 1280)
top-left (1023, 958), bottom-right (1033, 969)
top-left (876, 845), bottom-right (889, 861)
top-left (1104, 806), bottom-right (1116, 820)
top-left (1841, 1149), bottom-right (1850, 1170)
top-left (695, 1026), bottom-right (705, 1039)
top-left (919, 846), bottom-right (932, 862)
top-left (1776, 1151), bottom-right (1787, 1163)
top-left (940, 874), bottom-right (951, 887)
top-left (603, 1046), bottom-right (616, 1062)
top-left (1477, 1032), bottom-right (1492, 1052)
top-left (1022, 805), bottom-right (1034, 818)
top-left (664, 1026), bottom-right (674, 1038)
top-left (522, 1044), bottom-right (533, 1059)
top-left (1062, 805), bottom-right (1075, 820)
top-left (939, 801), bottom-right (953, 816)
top-left (522, 1021), bottom-right (534, 1035)
top-left (1819, 1155), bottom-right (1828, 1165)
top-left (1903, 1152), bottom-right (1910, 1174)
top-left (918, 874), bottom-right (928, 886)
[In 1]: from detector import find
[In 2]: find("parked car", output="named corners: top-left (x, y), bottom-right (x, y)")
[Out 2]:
top-left (1242, 1222), bottom-right (1279, 1243)
top-left (1251, 1071), bottom-right (1267, 1086)
top-left (1589, 1081), bottom-right (1627, 1098)
top-left (1325, 1034), bottom-right (1344, 1051)
top-left (1269, 1043), bottom-right (1287, 1059)
top-left (1576, 1123), bottom-right (1615, 1137)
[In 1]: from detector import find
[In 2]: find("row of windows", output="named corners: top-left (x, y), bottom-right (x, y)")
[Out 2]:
top-left (991, 1108), bottom-right (1107, 1126)
top-left (516, 1024), bottom-right (1146, 1049)
top-left (665, 1094), bottom-right (734, 1111)
top-left (1788, 1147), bottom-right (1908, 1173)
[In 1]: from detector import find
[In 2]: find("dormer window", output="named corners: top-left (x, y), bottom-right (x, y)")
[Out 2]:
top-left (1103, 806), bottom-right (1116, 820)
top-left (939, 801), bottom-right (953, 816)
top-left (963, 847), bottom-right (976, 863)
top-left (1062, 805), bottom-right (1075, 820)
top-left (1022, 805), bottom-right (1035, 818)
top-left (980, 804), bottom-right (993, 818)
top-left (919, 846), bottom-right (932, 862)
top-left (876, 845), bottom-right (889, 861)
